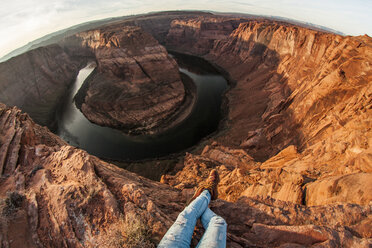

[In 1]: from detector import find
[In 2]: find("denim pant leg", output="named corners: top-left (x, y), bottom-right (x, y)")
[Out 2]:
top-left (158, 190), bottom-right (211, 248)
top-left (196, 208), bottom-right (227, 248)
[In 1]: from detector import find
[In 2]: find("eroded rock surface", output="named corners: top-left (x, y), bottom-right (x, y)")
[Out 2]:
top-left (0, 45), bottom-right (83, 128)
top-left (1, 103), bottom-right (371, 247)
top-left (0, 11), bottom-right (371, 248)
top-left (0, 103), bottom-right (185, 247)
top-left (64, 26), bottom-right (192, 135)
top-left (163, 143), bottom-right (372, 206)
top-left (166, 18), bottom-right (372, 162)
top-left (166, 17), bottom-right (243, 55)
top-left (163, 15), bottom-right (372, 200)
top-left (161, 14), bottom-right (372, 247)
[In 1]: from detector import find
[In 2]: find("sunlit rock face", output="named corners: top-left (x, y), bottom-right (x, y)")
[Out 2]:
top-left (164, 17), bottom-right (372, 207)
top-left (0, 103), bottom-right (185, 247)
top-left (1, 103), bottom-right (371, 247)
top-left (166, 18), bottom-right (372, 162)
top-left (162, 14), bottom-right (372, 247)
top-left (0, 11), bottom-right (371, 247)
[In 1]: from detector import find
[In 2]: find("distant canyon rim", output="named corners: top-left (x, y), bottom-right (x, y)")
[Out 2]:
top-left (0, 11), bottom-right (371, 248)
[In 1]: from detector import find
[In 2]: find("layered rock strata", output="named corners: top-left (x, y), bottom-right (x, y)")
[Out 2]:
top-left (166, 17), bottom-right (243, 55)
top-left (0, 103), bottom-right (184, 247)
top-left (64, 26), bottom-right (192, 135)
top-left (163, 143), bottom-right (372, 206)
top-left (163, 16), bottom-right (372, 197)
top-left (162, 15), bottom-right (372, 238)
top-left (166, 18), bottom-right (372, 163)
top-left (0, 11), bottom-right (371, 248)
top-left (1, 103), bottom-right (371, 247)
top-left (160, 15), bottom-right (372, 246)
top-left (0, 45), bottom-right (83, 128)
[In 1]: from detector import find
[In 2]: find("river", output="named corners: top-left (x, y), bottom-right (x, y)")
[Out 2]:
top-left (56, 54), bottom-right (227, 160)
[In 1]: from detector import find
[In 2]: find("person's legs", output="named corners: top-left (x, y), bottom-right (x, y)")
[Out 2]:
top-left (158, 190), bottom-right (211, 248)
top-left (196, 208), bottom-right (227, 248)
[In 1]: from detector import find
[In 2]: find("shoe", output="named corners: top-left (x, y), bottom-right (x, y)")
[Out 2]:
top-left (188, 169), bottom-right (220, 205)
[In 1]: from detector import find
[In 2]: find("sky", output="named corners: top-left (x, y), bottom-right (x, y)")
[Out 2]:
top-left (0, 0), bottom-right (371, 58)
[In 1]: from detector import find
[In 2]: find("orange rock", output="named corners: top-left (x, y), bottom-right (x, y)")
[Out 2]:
top-left (305, 173), bottom-right (372, 206)
top-left (0, 11), bottom-right (371, 247)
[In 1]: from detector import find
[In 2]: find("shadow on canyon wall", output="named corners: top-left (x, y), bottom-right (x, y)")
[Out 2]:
top-left (0, 45), bottom-right (86, 130)
top-left (207, 40), bottom-right (306, 162)
top-left (0, 13), bottom-right (371, 248)
top-left (0, 23), bottom-right (306, 166)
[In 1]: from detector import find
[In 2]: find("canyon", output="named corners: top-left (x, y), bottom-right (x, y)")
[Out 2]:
top-left (0, 45), bottom-right (84, 129)
top-left (0, 11), bottom-right (371, 247)
top-left (64, 26), bottom-right (192, 135)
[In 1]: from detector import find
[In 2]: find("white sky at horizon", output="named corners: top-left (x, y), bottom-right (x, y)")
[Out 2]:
top-left (0, 0), bottom-right (371, 58)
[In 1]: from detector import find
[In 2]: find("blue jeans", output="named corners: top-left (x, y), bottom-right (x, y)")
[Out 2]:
top-left (158, 190), bottom-right (227, 248)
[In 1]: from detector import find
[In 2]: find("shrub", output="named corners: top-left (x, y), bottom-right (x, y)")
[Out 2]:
top-left (104, 213), bottom-right (155, 248)
top-left (2, 191), bottom-right (25, 216)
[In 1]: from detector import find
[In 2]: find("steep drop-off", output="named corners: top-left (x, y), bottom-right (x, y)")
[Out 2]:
top-left (165, 18), bottom-right (372, 162)
top-left (62, 26), bottom-right (191, 135)
top-left (0, 103), bottom-right (371, 247)
top-left (0, 11), bottom-right (371, 248)
top-left (160, 18), bottom-right (372, 212)
top-left (0, 45), bottom-right (84, 129)
top-left (0, 103), bottom-right (184, 247)
top-left (160, 15), bottom-right (372, 246)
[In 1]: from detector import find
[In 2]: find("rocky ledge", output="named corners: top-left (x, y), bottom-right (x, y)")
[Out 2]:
top-left (0, 11), bottom-right (371, 248)
top-left (0, 103), bottom-right (371, 247)
top-left (63, 26), bottom-right (195, 135)
top-left (165, 17), bottom-right (372, 163)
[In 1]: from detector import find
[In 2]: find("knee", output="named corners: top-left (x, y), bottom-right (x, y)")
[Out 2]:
top-left (211, 215), bottom-right (227, 227)
top-left (179, 205), bottom-right (195, 219)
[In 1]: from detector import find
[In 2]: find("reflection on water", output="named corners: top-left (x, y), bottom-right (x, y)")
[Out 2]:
top-left (56, 54), bottom-right (227, 160)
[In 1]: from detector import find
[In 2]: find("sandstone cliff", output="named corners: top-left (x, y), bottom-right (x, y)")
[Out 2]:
top-left (162, 16), bottom-right (372, 206)
top-left (0, 12), bottom-right (371, 248)
top-left (166, 18), bottom-right (372, 162)
top-left (0, 103), bottom-right (371, 247)
top-left (0, 103), bottom-right (185, 247)
top-left (160, 15), bottom-right (372, 246)
top-left (62, 26), bottom-right (194, 135)
top-left (0, 45), bottom-right (83, 129)
top-left (166, 16), bottom-right (243, 55)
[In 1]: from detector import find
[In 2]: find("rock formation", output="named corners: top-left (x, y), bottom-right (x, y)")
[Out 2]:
top-left (62, 26), bottom-right (195, 135)
top-left (166, 17), bottom-right (243, 55)
top-left (162, 17), bottom-right (372, 204)
top-left (163, 143), bottom-right (372, 206)
top-left (162, 15), bottom-right (372, 246)
top-left (0, 45), bottom-right (84, 129)
top-left (0, 11), bottom-right (371, 248)
top-left (0, 103), bottom-right (370, 247)
top-left (165, 18), bottom-right (372, 161)
top-left (0, 103), bottom-right (185, 247)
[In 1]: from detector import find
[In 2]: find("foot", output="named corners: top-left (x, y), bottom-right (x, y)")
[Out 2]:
top-left (188, 169), bottom-right (220, 204)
